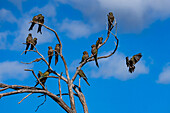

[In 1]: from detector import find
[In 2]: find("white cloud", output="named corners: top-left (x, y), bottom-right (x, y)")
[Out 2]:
top-left (0, 9), bottom-right (17, 23)
top-left (58, 19), bottom-right (92, 39)
top-left (8, 3), bottom-right (57, 51)
top-left (29, 3), bottom-right (57, 18)
top-left (88, 52), bottom-right (149, 81)
top-left (10, 17), bottom-right (54, 51)
top-left (68, 59), bottom-right (80, 72)
top-left (8, 0), bottom-right (27, 12)
top-left (56, 0), bottom-right (170, 33)
top-left (0, 61), bottom-right (32, 82)
top-left (0, 31), bottom-right (12, 50)
top-left (157, 64), bottom-right (170, 84)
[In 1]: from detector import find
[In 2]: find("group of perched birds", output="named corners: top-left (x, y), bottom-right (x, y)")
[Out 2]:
top-left (25, 33), bottom-right (37, 54)
top-left (24, 12), bottom-right (142, 88)
top-left (29, 14), bottom-right (44, 34)
top-left (24, 14), bottom-right (51, 88)
top-left (77, 36), bottom-right (103, 86)
top-left (47, 44), bottom-right (61, 66)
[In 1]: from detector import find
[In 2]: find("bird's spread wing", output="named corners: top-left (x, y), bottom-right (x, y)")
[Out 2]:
top-left (132, 53), bottom-right (142, 65)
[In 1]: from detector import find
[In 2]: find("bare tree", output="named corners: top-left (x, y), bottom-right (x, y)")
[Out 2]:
top-left (0, 12), bottom-right (118, 113)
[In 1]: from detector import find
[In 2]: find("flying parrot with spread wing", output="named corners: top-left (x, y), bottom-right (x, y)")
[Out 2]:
top-left (126, 53), bottom-right (142, 73)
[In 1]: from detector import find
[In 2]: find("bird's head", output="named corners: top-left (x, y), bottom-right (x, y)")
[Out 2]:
top-left (56, 44), bottom-right (60, 47)
top-left (109, 12), bottom-right (113, 16)
top-left (34, 38), bottom-right (37, 40)
top-left (91, 44), bottom-right (96, 48)
top-left (28, 33), bottom-right (32, 36)
top-left (48, 46), bottom-right (52, 49)
top-left (83, 51), bottom-right (88, 55)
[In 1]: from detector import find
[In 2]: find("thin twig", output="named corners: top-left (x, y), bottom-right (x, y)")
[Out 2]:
top-left (58, 72), bottom-right (63, 99)
top-left (0, 87), bottom-right (9, 92)
top-left (79, 77), bottom-right (81, 88)
top-left (18, 93), bottom-right (33, 104)
top-left (56, 93), bottom-right (78, 97)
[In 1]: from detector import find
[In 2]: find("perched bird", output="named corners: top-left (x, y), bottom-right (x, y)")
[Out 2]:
top-left (107, 12), bottom-right (115, 31)
top-left (126, 53), bottom-right (142, 73)
top-left (37, 14), bottom-right (44, 34)
top-left (34, 70), bottom-right (50, 88)
top-left (30, 37), bottom-right (37, 50)
top-left (77, 68), bottom-right (90, 86)
top-left (28, 14), bottom-right (40, 31)
top-left (48, 46), bottom-right (53, 65)
top-left (55, 44), bottom-right (60, 65)
top-left (79, 51), bottom-right (89, 64)
top-left (91, 44), bottom-right (99, 68)
top-left (96, 37), bottom-right (103, 48)
top-left (25, 33), bottom-right (33, 54)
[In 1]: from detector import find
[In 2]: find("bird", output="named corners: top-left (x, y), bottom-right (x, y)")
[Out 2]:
top-left (55, 44), bottom-right (60, 65)
top-left (34, 69), bottom-right (50, 88)
top-left (126, 53), bottom-right (142, 73)
top-left (25, 33), bottom-right (33, 54)
top-left (91, 44), bottom-right (99, 68)
top-left (96, 37), bottom-right (103, 48)
top-left (28, 14), bottom-right (40, 31)
top-left (77, 68), bottom-right (90, 86)
top-left (79, 51), bottom-right (89, 64)
top-left (30, 37), bottom-right (37, 50)
top-left (107, 12), bottom-right (115, 31)
top-left (37, 14), bottom-right (44, 34)
top-left (48, 46), bottom-right (53, 66)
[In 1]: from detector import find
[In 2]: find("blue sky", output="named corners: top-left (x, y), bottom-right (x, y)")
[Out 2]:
top-left (0, 0), bottom-right (170, 113)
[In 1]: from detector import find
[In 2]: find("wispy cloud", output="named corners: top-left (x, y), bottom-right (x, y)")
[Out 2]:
top-left (56, 0), bottom-right (170, 33)
top-left (0, 8), bottom-right (17, 23)
top-left (8, 0), bottom-right (27, 12)
top-left (88, 52), bottom-right (149, 81)
top-left (0, 3), bottom-right (57, 51)
top-left (157, 64), bottom-right (170, 84)
top-left (0, 61), bottom-right (32, 82)
top-left (0, 31), bottom-right (12, 50)
top-left (58, 19), bottom-right (92, 39)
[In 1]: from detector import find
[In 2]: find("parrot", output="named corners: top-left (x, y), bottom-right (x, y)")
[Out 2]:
top-left (91, 44), bottom-right (99, 68)
top-left (55, 44), bottom-right (60, 65)
top-left (79, 51), bottom-right (89, 64)
top-left (28, 14), bottom-right (40, 31)
top-left (96, 37), bottom-right (103, 48)
top-left (77, 68), bottom-right (90, 86)
top-left (126, 53), bottom-right (142, 73)
top-left (34, 69), bottom-right (50, 88)
top-left (25, 33), bottom-right (33, 54)
top-left (48, 46), bottom-right (53, 66)
top-left (30, 37), bottom-right (37, 50)
top-left (107, 12), bottom-right (115, 31)
top-left (37, 14), bottom-right (44, 34)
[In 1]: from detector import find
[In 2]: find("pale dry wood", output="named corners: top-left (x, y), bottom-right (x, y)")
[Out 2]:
top-left (18, 93), bottom-right (33, 104)
top-left (0, 83), bottom-right (74, 113)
